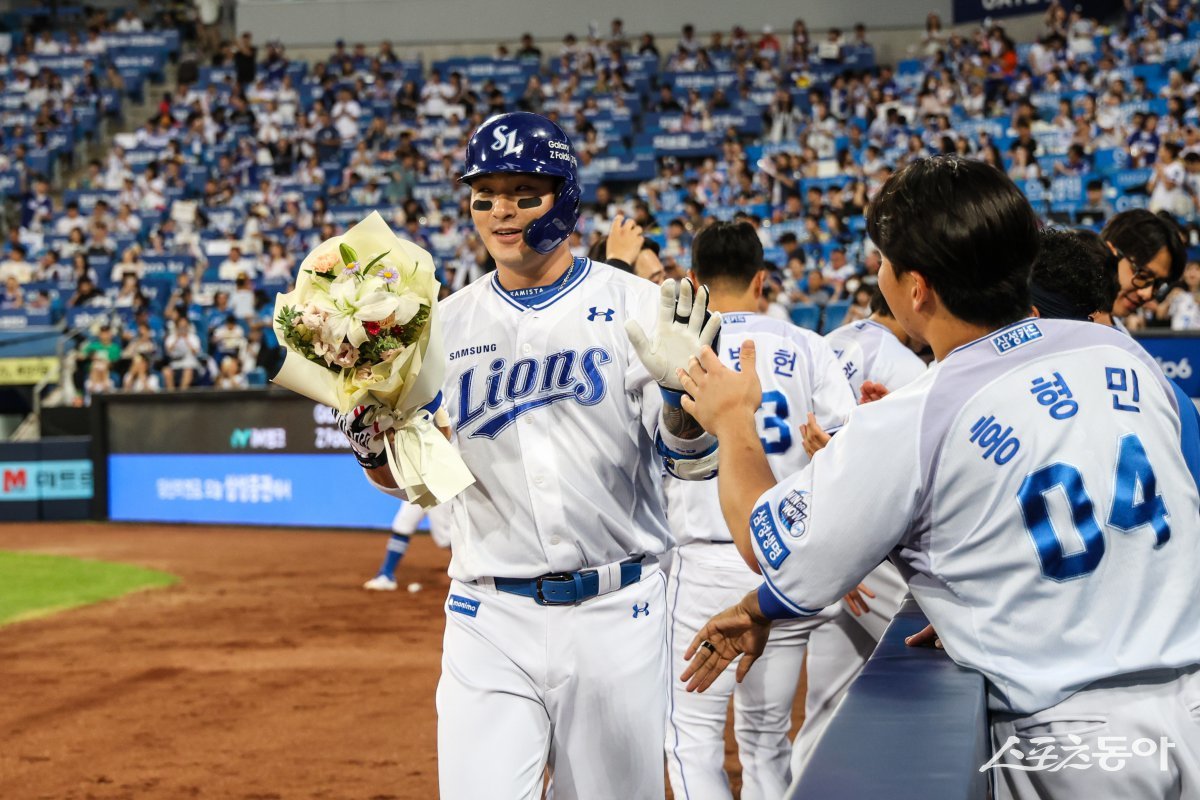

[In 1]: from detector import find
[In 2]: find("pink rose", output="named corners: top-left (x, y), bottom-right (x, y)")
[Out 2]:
top-left (311, 251), bottom-right (340, 274)
top-left (333, 342), bottom-right (360, 368)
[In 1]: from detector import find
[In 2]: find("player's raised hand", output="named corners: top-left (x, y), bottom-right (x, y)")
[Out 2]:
top-left (800, 411), bottom-right (832, 456)
top-left (681, 595), bottom-right (772, 693)
top-left (606, 213), bottom-right (645, 265)
top-left (860, 381), bottom-right (891, 404)
top-left (336, 404), bottom-right (395, 469)
top-left (677, 339), bottom-right (762, 437)
top-left (625, 279), bottom-right (722, 391)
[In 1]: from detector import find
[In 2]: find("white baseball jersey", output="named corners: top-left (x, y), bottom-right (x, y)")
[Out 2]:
top-left (437, 258), bottom-right (672, 582)
top-left (824, 318), bottom-right (927, 399)
top-left (665, 312), bottom-right (856, 546)
top-left (749, 318), bottom-right (1200, 714)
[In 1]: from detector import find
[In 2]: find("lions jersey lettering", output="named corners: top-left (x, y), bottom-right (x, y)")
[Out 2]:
top-left (438, 260), bottom-right (673, 583)
top-left (457, 348), bottom-right (611, 439)
top-left (664, 313), bottom-right (855, 546)
top-left (753, 318), bottom-right (1200, 714)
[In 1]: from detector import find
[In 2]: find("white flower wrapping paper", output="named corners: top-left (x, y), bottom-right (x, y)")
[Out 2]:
top-left (271, 211), bottom-right (474, 507)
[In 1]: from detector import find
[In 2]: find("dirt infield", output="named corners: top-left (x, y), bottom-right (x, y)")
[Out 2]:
top-left (0, 522), bottom-right (800, 799)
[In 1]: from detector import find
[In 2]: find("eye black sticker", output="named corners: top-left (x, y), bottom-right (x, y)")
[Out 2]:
top-left (517, 197), bottom-right (543, 209)
top-left (472, 199), bottom-right (494, 211)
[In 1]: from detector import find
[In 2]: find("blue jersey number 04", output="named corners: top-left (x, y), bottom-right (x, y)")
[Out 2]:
top-left (1017, 433), bottom-right (1170, 581)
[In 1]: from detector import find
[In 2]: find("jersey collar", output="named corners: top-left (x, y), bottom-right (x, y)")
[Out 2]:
top-left (490, 257), bottom-right (592, 312)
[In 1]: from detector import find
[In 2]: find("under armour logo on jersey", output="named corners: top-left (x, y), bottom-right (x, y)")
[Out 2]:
top-left (632, 602), bottom-right (650, 618)
top-left (588, 307), bottom-right (615, 322)
top-left (490, 124), bottom-right (524, 157)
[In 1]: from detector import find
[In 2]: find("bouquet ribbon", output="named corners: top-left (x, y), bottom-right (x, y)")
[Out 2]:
top-left (386, 410), bottom-right (474, 508)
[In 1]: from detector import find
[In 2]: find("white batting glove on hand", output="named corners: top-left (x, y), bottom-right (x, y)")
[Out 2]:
top-left (625, 279), bottom-right (722, 398)
top-left (335, 404), bottom-right (395, 469)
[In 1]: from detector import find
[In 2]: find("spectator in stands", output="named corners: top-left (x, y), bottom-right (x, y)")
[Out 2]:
top-left (54, 202), bottom-right (88, 237)
top-left (113, 274), bottom-right (147, 310)
top-left (0, 244), bottom-right (33, 284)
top-left (211, 314), bottom-right (248, 361)
top-left (81, 325), bottom-right (122, 364)
top-left (120, 354), bottom-right (161, 393)
top-left (516, 33), bottom-right (542, 62)
top-left (122, 322), bottom-right (161, 365)
top-left (920, 12), bottom-right (946, 56)
top-left (218, 247), bottom-right (257, 281)
top-left (0, 276), bottom-right (23, 310)
top-left (82, 359), bottom-right (117, 403)
top-left (214, 356), bottom-right (248, 390)
top-left (112, 246), bottom-right (148, 282)
top-left (1150, 142), bottom-right (1192, 215)
top-left (115, 9), bottom-right (145, 33)
top-left (844, 285), bottom-right (873, 324)
top-left (234, 32), bottom-right (258, 86)
top-left (163, 317), bottom-right (203, 390)
top-left (1161, 260), bottom-right (1200, 329)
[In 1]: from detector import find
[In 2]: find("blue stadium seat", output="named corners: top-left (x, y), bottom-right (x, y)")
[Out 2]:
top-left (821, 300), bottom-right (852, 334)
top-left (789, 304), bottom-right (820, 331)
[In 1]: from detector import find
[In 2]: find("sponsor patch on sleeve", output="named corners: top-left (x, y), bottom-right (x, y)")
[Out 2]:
top-left (990, 322), bottom-right (1042, 355)
top-left (777, 490), bottom-right (809, 538)
top-left (447, 594), bottom-right (480, 617)
top-left (751, 501), bottom-right (791, 569)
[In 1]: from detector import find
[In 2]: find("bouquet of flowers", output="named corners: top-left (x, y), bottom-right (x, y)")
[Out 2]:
top-left (271, 211), bottom-right (473, 507)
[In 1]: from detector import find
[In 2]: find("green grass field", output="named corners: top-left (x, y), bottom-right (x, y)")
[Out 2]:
top-left (0, 551), bottom-right (177, 626)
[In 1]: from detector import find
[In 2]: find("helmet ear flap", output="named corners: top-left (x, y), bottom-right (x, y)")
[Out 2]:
top-left (524, 179), bottom-right (581, 254)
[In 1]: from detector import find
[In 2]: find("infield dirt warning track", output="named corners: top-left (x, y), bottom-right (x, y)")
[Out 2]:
top-left (0, 523), bottom-right (797, 799)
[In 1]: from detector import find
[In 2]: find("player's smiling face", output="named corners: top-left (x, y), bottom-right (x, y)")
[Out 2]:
top-left (469, 173), bottom-right (558, 268)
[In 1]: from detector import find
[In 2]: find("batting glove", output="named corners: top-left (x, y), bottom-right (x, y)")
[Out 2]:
top-left (335, 404), bottom-right (395, 469)
top-left (625, 279), bottom-right (722, 406)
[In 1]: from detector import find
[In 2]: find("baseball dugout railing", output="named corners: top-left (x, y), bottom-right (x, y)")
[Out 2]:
top-left (790, 597), bottom-right (990, 800)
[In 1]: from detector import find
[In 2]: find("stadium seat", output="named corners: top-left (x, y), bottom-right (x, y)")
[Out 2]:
top-left (821, 300), bottom-right (852, 334)
top-left (789, 304), bottom-right (820, 331)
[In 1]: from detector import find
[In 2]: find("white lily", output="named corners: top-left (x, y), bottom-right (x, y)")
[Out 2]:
top-left (313, 275), bottom-right (402, 347)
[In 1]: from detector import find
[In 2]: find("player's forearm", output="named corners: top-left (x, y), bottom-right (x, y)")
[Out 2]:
top-left (661, 401), bottom-right (707, 441)
top-left (717, 412), bottom-right (777, 571)
top-left (365, 464), bottom-right (398, 490)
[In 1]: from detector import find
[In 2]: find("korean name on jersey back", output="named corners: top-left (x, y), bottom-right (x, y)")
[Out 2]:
top-left (456, 348), bottom-right (612, 439)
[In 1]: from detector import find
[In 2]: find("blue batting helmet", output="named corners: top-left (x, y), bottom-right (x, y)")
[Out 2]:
top-left (460, 112), bottom-right (581, 254)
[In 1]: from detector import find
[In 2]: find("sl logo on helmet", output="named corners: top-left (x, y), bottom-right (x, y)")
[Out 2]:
top-left (490, 125), bottom-right (524, 157)
top-left (778, 490), bottom-right (810, 538)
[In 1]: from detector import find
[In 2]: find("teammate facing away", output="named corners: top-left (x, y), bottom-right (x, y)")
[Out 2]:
top-left (677, 157), bottom-right (1200, 800)
top-left (344, 112), bottom-right (721, 799)
top-left (662, 222), bottom-right (855, 799)
top-left (786, 287), bottom-right (927, 779)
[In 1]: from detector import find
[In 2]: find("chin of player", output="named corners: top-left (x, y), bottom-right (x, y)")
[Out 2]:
top-left (1113, 293), bottom-right (1142, 318)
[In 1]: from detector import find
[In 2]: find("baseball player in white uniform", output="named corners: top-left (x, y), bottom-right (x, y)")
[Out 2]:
top-left (663, 222), bottom-right (855, 799)
top-left (342, 112), bottom-right (721, 800)
top-left (787, 288), bottom-right (928, 776)
top-left (363, 502), bottom-right (453, 591)
top-left (677, 158), bottom-right (1200, 800)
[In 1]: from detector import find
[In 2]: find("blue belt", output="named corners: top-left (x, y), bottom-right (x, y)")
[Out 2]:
top-left (493, 559), bottom-right (644, 606)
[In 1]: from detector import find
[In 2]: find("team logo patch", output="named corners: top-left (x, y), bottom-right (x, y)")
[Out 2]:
top-left (750, 502), bottom-right (790, 569)
top-left (778, 490), bottom-right (810, 538)
top-left (447, 594), bottom-right (480, 617)
top-left (991, 322), bottom-right (1042, 355)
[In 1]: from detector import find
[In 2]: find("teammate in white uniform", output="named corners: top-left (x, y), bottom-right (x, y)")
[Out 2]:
top-left (788, 288), bottom-right (927, 776)
top-left (662, 222), bottom-right (855, 799)
top-left (342, 112), bottom-right (721, 800)
top-left (678, 158), bottom-right (1200, 800)
top-left (363, 502), bottom-right (453, 591)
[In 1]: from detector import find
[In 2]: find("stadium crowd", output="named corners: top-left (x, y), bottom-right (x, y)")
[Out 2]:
top-left (0, 0), bottom-right (1199, 403)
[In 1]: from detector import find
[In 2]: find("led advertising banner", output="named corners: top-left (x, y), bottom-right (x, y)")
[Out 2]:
top-left (103, 392), bottom-right (410, 529)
